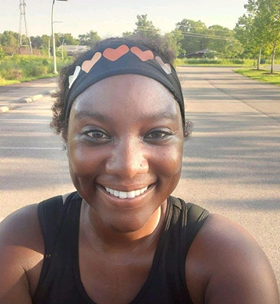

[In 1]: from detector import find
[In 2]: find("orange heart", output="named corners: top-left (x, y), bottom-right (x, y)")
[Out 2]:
top-left (131, 47), bottom-right (154, 61)
top-left (82, 52), bottom-right (102, 73)
top-left (103, 45), bottom-right (129, 61)
top-left (155, 56), bottom-right (172, 74)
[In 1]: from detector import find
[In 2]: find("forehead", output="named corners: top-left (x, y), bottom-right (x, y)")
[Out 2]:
top-left (71, 74), bottom-right (181, 122)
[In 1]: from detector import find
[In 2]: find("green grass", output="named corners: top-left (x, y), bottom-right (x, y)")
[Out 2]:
top-left (175, 58), bottom-right (256, 67)
top-left (0, 73), bottom-right (57, 86)
top-left (234, 68), bottom-right (280, 87)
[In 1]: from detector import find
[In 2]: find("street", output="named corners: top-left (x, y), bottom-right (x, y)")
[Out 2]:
top-left (0, 67), bottom-right (279, 287)
top-left (0, 96), bottom-right (74, 219)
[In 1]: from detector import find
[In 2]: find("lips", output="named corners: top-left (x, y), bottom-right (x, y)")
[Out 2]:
top-left (104, 186), bottom-right (148, 199)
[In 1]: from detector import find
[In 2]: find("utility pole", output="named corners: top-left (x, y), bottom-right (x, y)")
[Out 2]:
top-left (51, 0), bottom-right (67, 74)
top-left (18, 0), bottom-right (33, 54)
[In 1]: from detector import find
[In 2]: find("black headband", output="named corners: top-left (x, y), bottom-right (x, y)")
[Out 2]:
top-left (63, 41), bottom-right (185, 125)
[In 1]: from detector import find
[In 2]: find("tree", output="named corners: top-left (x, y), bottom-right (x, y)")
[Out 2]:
top-left (122, 31), bottom-right (133, 38)
top-left (78, 31), bottom-right (101, 46)
top-left (258, 0), bottom-right (280, 73)
top-left (60, 33), bottom-right (79, 46)
top-left (164, 29), bottom-right (184, 58)
top-left (0, 45), bottom-right (5, 60)
top-left (235, 2), bottom-right (267, 68)
top-left (224, 39), bottom-right (244, 58)
top-left (207, 25), bottom-right (238, 57)
top-left (236, 0), bottom-right (280, 72)
top-left (0, 31), bottom-right (18, 54)
top-left (235, 14), bottom-right (257, 59)
top-left (176, 19), bottom-right (208, 55)
top-left (41, 35), bottom-right (50, 49)
top-left (31, 36), bottom-right (43, 49)
top-left (133, 14), bottom-right (160, 39)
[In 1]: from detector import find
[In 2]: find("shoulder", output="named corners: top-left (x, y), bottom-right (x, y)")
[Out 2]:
top-left (185, 213), bottom-right (279, 304)
top-left (0, 203), bottom-right (44, 302)
top-left (0, 203), bottom-right (43, 260)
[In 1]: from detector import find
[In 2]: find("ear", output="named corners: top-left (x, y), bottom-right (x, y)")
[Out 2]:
top-left (184, 120), bottom-right (193, 140)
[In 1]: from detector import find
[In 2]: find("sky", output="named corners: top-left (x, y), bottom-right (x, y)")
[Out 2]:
top-left (0, 0), bottom-right (248, 38)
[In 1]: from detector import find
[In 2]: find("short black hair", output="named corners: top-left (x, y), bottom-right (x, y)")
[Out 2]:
top-left (50, 35), bottom-right (192, 141)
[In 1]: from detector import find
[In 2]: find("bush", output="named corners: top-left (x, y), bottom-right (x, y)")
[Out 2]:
top-left (0, 54), bottom-right (73, 84)
top-left (231, 59), bottom-right (245, 64)
top-left (0, 47), bottom-right (6, 60)
top-left (25, 63), bottom-right (48, 77)
top-left (42, 58), bottom-right (49, 66)
top-left (3, 68), bottom-right (23, 80)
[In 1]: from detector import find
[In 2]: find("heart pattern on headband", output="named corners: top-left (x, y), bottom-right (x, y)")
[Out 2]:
top-left (82, 52), bottom-right (102, 73)
top-left (155, 56), bottom-right (172, 74)
top-left (131, 47), bottom-right (154, 61)
top-left (69, 66), bottom-right (81, 88)
top-left (103, 45), bottom-right (129, 61)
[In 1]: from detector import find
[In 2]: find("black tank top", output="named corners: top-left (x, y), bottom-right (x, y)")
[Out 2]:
top-left (32, 192), bottom-right (209, 304)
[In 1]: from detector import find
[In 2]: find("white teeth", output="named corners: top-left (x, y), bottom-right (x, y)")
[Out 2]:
top-left (104, 186), bottom-right (148, 199)
top-left (127, 191), bottom-right (136, 199)
top-left (119, 191), bottom-right (127, 199)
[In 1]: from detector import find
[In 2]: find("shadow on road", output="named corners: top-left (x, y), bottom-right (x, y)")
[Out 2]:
top-left (180, 112), bottom-right (280, 198)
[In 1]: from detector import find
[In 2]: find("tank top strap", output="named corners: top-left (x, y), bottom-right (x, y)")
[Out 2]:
top-left (37, 195), bottom-right (63, 256)
top-left (162, 196), bottom-right (209, 303)
top-left (179, 199), bottom-right (209, 281)
top-left (181, 199), bottom-right (209, 254)
top-left (37, 192), bottom-right (79, 255)
top-left (33, 191), bottom-right (82, 302)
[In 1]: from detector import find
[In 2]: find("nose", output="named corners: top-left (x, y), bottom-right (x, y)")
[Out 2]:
top-left (105, 137), bottom-right (149, 179)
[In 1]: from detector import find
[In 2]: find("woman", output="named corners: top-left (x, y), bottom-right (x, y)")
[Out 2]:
top-left (0, 36), bottom-right (278, 304)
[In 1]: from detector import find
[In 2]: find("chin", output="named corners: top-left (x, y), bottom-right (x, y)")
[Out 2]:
top-left (100, 204), bottom-right (161, 234)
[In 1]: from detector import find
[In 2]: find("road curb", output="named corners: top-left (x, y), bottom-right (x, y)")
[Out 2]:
top-left (0, 106), bottom-right (10, 113)
top-left (0, 89), bottom-right (56, 114)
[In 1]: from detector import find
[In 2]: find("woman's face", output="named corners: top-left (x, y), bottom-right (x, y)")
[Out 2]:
top-left (67, 74), bottom-right (184, 232)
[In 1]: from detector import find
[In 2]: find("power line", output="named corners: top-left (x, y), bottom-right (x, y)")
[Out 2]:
top-left (135, 26), bottom-right (233, 41)
top-left (180, 33), bottom-right (232, 41)
top-left (179, 31), bottom-right (233, 41)
top-left (176, 24), bottom-right (234, 34)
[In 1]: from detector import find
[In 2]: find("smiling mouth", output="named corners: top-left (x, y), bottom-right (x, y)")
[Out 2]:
top-left (104, 186), bottom-right (149, 199)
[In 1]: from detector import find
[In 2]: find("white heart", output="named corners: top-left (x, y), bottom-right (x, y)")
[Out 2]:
top-left (69, 66), bottom-right (81, 89)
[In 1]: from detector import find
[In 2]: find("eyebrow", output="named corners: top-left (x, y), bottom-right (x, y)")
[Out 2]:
top-left (74, 110), bottom-right (179, 122)
top-left (74, 111), bottom-right (107, 122)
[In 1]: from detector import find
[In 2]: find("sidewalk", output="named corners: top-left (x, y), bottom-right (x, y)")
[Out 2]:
top-left (264, 64), bottom-right (280, 71)
top-left (0, 77), bottom-right (58, 113)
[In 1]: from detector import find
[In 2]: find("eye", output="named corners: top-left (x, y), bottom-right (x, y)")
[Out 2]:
top-left (145, 130), bottom-right (172, 141)
top-left (83, 129), bottom-right (110, 141)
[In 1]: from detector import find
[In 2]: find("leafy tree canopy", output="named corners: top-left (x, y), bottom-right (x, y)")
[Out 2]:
top-left (78, 30), bottom-right (101, 46)
top-left (133, 14), bottom-right (160, 39)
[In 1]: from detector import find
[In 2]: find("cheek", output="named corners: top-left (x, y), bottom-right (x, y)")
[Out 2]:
top-left (153, 143), bottom-right (183, 178)
top-left (68, 142), bottom-right (103, 180)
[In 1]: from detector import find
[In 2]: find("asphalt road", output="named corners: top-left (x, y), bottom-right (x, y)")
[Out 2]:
top-left (0, 67), bottom-right (279, 288)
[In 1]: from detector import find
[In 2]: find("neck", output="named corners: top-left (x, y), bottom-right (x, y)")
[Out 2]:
top-left (80, 200), bottom-right (167, 254)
